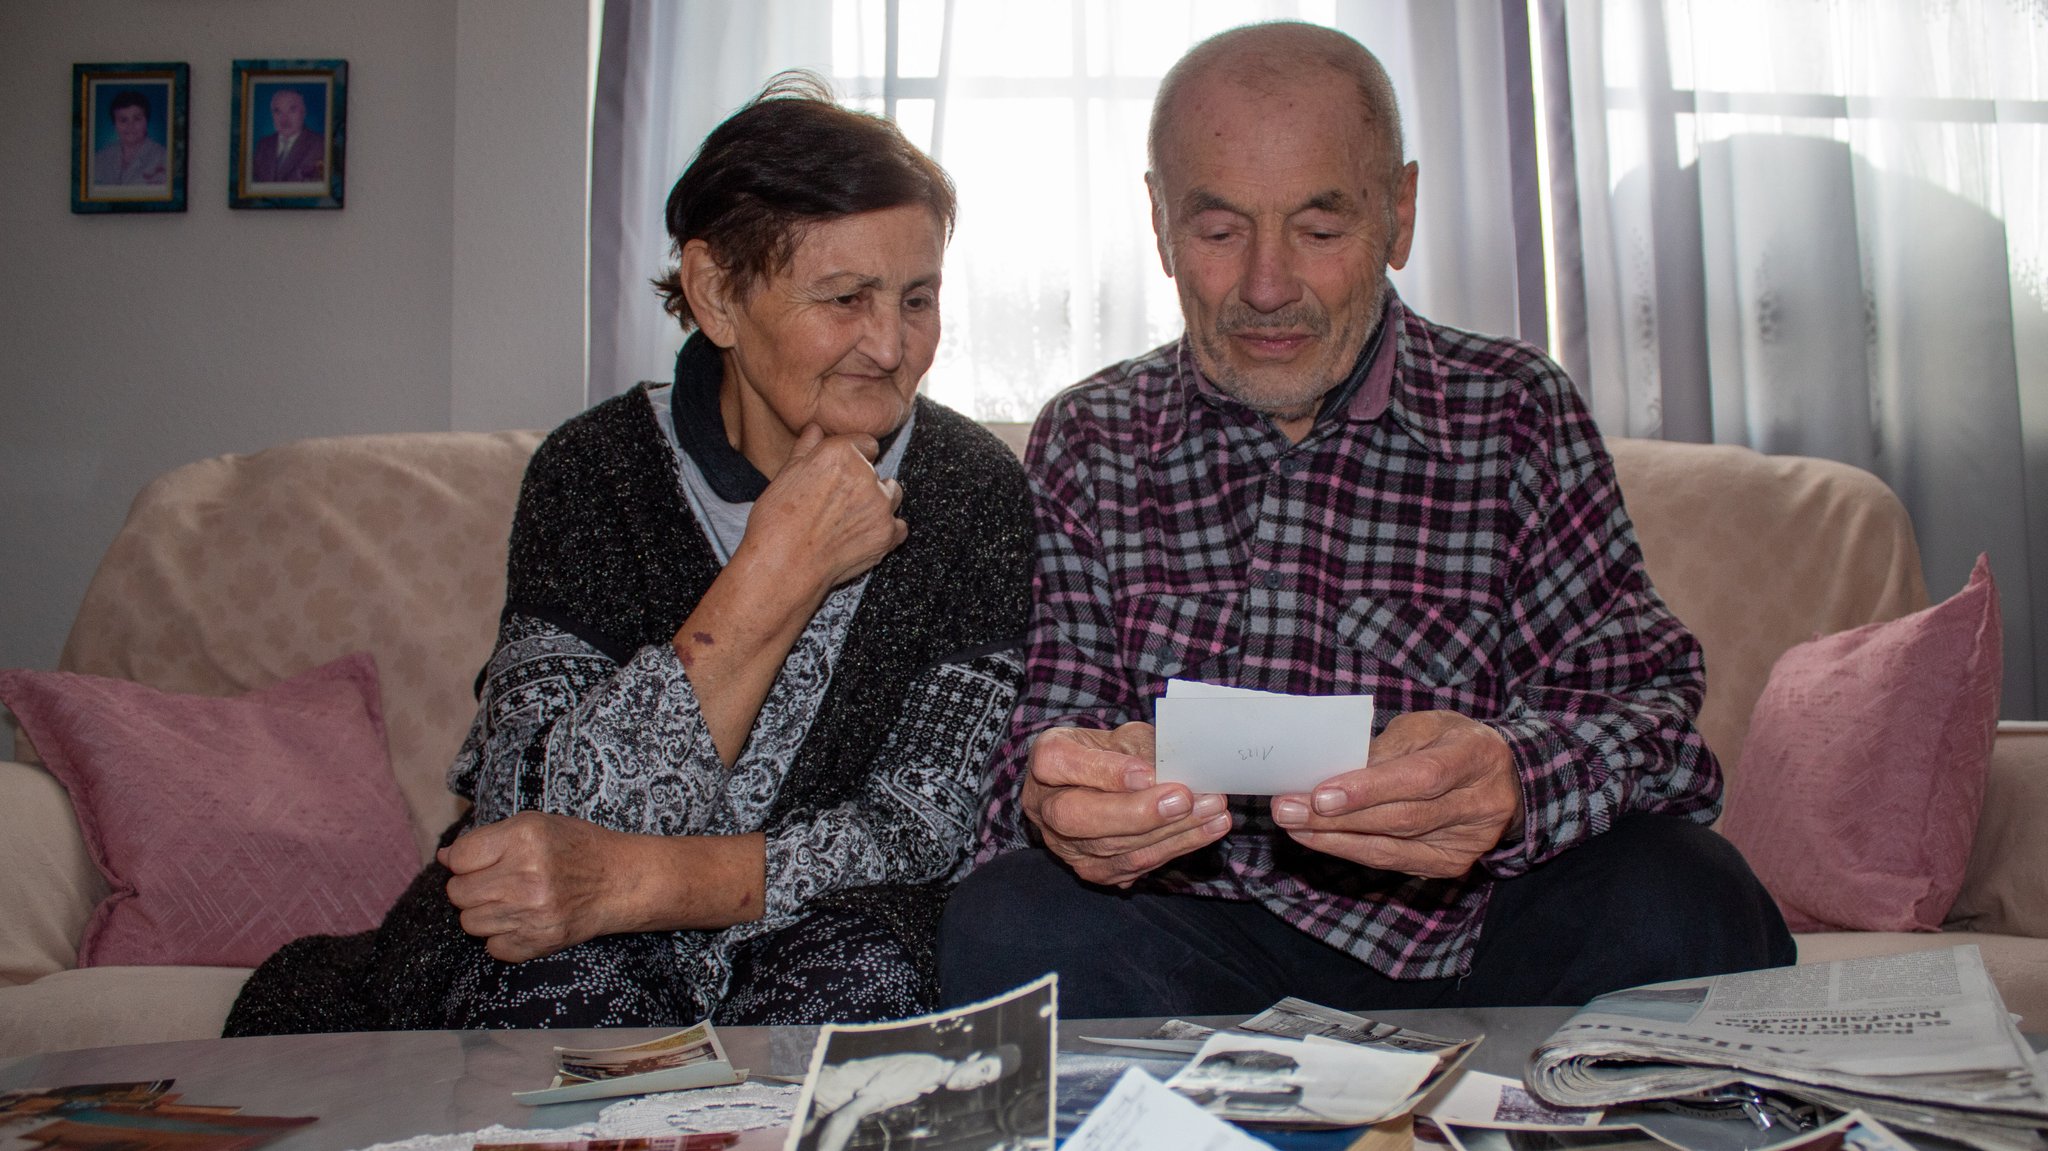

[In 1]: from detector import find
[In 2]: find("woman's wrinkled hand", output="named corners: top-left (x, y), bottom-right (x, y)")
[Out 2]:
top-left (439, 811), bottom-right (634, 963)
top-left (740, 424), bottom-right (907, 597)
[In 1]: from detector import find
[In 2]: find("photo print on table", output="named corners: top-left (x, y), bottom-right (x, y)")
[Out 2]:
top-left (785, 974), bottom-right (1056, 1151)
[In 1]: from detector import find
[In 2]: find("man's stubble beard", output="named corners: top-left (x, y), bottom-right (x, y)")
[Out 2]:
top-left (1194, 269), bottom-right (1391, 423)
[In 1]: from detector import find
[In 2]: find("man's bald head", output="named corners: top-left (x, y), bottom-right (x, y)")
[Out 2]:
top-left (1147, 21), bottom-right (1404, 184)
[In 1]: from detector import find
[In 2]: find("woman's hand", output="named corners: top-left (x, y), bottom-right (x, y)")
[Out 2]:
top-left (440, 812), bottom-right (767, 962)
top-left (738, 423), bottom-right (908, 600)
top-left (671, 423), bottom-right (907, 764)
top-left (440, 812), bottom-right (629, 962)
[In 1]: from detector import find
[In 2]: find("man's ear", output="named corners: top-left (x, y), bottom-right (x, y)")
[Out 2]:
top-left (680, 239), bottom-right (740, 348)
top-left (1386, 161), bottom-right (1420, 271)
top-left (1145, 172), bottom-right (1175, 278)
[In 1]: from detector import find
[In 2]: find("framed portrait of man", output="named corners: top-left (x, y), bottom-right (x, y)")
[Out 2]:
top-left (72, 62), bottom-right (188, 214)
top-left (230, 59), bottom-right (347, 209)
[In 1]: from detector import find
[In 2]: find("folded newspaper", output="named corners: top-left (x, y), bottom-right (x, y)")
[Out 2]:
top-left (1525, 945), bottom-right (2048, 1151)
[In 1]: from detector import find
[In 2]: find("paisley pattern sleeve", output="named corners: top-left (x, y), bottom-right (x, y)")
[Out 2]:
top-left (446, 611), bottom-right (726, 832)
top-left (448, 574), bottom-right (869, 837)
top-left (758, 648), bottom-right (1024, 923)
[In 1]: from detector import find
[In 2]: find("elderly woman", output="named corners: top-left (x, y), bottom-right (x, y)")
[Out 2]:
top-left (224, 75), bottom-right (1029, 1030)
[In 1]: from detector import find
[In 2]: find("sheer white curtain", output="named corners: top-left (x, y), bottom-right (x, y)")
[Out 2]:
top-left (588, 1), bottom-right (834, 401)
top-left (1548, 0), bottom-right (2046, 718)
top-left (587, 0), bottom-right (1536, 419)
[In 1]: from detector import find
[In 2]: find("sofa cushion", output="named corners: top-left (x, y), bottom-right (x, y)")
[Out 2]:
top-left (53, 429), bottom-right (544, 859)
top-left (0, 966), bottom-right (253, 1061)
top-left (0, 759), bottom-right (105, 985)
top-left (0, 653), bottom-right (418, 968)
top-left (1607, 440), bottom-right (1928, 787)
top-left (1718, 556), bottom-right (2001, 933)
top-left (1948, 726), bottom-right (2048, 939)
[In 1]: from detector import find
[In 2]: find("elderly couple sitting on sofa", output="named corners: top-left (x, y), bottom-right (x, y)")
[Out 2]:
top-left (6, 24), bottom-right (2043, 1056)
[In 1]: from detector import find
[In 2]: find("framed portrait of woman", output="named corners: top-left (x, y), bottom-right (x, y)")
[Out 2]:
top-left (230, 59), bottom-right (347, 209)
top-left (72, 62), bottom-right (189, 214)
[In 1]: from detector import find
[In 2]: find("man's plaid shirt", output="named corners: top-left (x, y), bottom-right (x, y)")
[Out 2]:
top-left (974, 296), bottom-right (1721, 981)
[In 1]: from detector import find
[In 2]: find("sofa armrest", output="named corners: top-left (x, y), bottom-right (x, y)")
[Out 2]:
top-left (0, 758), bottom-right (106, 985)
top-left (1947, 724), bottom-right (2048, 938)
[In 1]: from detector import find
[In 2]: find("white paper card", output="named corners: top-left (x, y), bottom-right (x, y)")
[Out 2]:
top-left (1154, 678), bottom-right (1372, 795)
top-left (1065, 1067), bottom-right (1271, 1151)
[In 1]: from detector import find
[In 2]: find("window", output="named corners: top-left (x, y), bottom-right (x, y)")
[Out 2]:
top-left (822, 0), bottom-right (1344, 419)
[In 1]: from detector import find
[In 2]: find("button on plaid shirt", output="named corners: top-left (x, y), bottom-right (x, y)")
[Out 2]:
top-left (975, 296), bottom-right (1721, 981)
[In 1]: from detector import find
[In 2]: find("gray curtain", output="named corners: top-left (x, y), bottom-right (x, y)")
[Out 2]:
top-left (588, 0), bottom-right (832, 403)
top-left (1542, 0), bottom-right (2046, 719)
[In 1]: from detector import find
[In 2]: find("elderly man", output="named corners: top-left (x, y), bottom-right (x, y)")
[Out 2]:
top-left (939, 22), bottom-right (1792, 1018)
top-left (252, 88), bottom-right (326, 184)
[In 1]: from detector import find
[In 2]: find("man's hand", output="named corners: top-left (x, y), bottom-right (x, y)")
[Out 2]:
top-left (1268, 710), bottom-right (1524, 878)
top-left (1022, 722), bottom-right (1231, 888)
top-left (439, 811), bottom-right (635, 963)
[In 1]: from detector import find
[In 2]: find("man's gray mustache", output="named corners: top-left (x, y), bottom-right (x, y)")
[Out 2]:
top-left (1216, 307), bottom-right (1330, 336)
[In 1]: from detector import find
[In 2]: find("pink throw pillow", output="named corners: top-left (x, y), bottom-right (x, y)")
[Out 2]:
top-left (0, 653), bottom-right (418, 967)
top-left (1718, 555), bottom-right (2001, 933)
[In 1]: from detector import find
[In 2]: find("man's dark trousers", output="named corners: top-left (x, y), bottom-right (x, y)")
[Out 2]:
top-left (938, 814), bottom-right (1794, 1017)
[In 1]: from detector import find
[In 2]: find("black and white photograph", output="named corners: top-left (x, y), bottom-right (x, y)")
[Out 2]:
top-left (786, 975), bottom-right (1055, 1151)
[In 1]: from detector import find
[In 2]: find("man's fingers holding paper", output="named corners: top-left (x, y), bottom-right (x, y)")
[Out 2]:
top-left (1023, 722), bottom-right (1230, 887)
top-left (1269, 710), bottom-right (1525, 879)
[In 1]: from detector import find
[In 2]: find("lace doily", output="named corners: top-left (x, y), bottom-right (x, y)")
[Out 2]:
top-left (597, 1083), bottom-right (802, 1135)
top-left (344, 1083), bottom-right (802, 1151)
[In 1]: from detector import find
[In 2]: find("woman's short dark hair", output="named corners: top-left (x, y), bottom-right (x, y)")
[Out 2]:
top-left (109, 90), bottom-right (150, 124)
top-left (652, 71), bottom-right (957, 329)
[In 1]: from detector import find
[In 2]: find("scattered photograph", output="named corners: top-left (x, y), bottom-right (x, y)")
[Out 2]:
top-left (2, 1084), bottom-right (176, 1119)
top-left (515, 1020), bottom-right (748, 1103)
top-left (1436, 1120), bottom-right (1685, 1151)
top-left (1242, 997), bottom-right (1466, 1054)
top-left (1164, 1032), bottom-right (1437, 1128)
top-left (16, 1107), bottom-right (314, 1151)
top-left (230, 59), bottom-right (346, 209)
top-left (785, 974), bottom-right (1056, 1151)
top-left (1050, 1052), bottom-right (1189, 1140)
top-left (71, 63), bottom-right (188, 213)
top-left (1806, 1111), bottom-right (1920, 1151)
top-left (554, 1021), bottom-right (729, 1082)
top-left (475, 1130), bottom-right (741, 1138)
top-left (1075, 1019), bottom-right (1209, 1056)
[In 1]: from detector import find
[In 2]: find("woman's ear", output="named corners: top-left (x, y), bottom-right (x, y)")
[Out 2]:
top-left (680, 239), bottom-right (739, 348)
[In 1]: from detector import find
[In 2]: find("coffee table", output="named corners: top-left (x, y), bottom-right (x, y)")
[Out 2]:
top-left (10, 1010), bottom-right (2032, 1151)
top-left (0, 1009), bottom-right (1571, 1151)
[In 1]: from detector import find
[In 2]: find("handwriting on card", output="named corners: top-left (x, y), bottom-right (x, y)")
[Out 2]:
top-left (1154, 681), bottom-right (1372, 795)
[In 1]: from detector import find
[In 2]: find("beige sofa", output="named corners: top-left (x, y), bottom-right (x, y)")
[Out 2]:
top-left (2, 431), bottom-right (2043, 1060)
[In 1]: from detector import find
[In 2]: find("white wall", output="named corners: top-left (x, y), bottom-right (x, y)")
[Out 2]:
top-left (0, 1), bottom-right (591, 672)
top-left (452, 0), bottom-right (591, 433)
